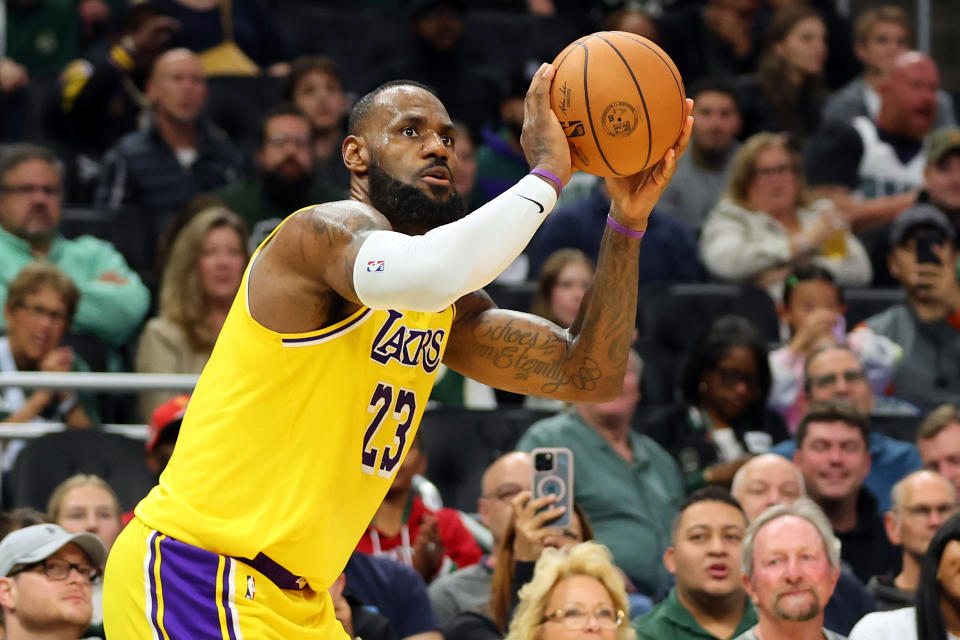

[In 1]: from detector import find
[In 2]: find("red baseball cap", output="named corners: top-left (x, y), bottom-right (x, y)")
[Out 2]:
top-left (146, 395), bottom-right (189, 452)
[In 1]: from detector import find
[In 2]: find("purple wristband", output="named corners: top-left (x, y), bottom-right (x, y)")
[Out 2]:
top-left (530, 168), bottom-right (563, 196)
top-left (606, 214), bottom-right (646, 239)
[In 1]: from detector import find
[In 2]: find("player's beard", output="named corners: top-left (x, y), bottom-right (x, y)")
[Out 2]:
top-left (367, 158), bottom-right (465, 234)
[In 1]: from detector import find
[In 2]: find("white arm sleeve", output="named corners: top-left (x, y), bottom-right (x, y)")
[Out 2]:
top-left (352, 174), bottom-right (558, 312)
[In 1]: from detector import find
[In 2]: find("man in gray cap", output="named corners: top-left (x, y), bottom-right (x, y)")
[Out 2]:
top-left (865, 204), bottom-right (960, 410)
top-left (0, 523), bottom-right (106, 640)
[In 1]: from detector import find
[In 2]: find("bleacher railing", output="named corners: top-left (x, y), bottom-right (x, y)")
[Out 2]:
top-left (0, 372), bottom-right (198, 440)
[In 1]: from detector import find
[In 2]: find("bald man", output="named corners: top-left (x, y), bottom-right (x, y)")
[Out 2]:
top-left (731, 454), bottom-right (876, 635)
top-left (95, 47), bottom-right (246, 218)
top-left (428, 452), bottom-right (531, 627)
top-left (868, 470), bottom-right (958, 609)
top-left (806, 51), bottom-right (944, 232)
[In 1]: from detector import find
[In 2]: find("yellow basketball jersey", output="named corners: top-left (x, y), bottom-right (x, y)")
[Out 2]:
top-left (136, 217), bottom-right (454, 590)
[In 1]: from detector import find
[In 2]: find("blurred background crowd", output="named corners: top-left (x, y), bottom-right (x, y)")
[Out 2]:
top-left (0, 0), bottom-right (958, 638)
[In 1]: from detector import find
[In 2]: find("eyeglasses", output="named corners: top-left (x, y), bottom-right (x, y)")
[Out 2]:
top-left (714, 367), bottom-right (759, 390)
top-left (0, 183), bottom-right (61, 197)
top-left (903, 503), bottom-right (958, 519)
top-left (9, 558), bottom-right (102, 585)
top-left (542, 605), bottom-right (624, 630)
top-left (16, 302), bottom-right (68, 324)
top-left (809, 369), bottom-right (866, 389)
top-left (753, 163), bottom-right (794, 179)
top-left (265, 134), bottom-right (311, 149)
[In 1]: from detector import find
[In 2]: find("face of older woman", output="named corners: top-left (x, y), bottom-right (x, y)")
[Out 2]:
top-left (540, 575), bottom-right (620, 640)
top-left (746, 145), bottom-right (798, 216)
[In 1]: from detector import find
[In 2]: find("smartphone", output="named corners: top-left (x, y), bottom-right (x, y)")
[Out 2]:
top-left (531, 447), bottom-right (574, 528)
top-left (915, 229), bottom-right (944, 265)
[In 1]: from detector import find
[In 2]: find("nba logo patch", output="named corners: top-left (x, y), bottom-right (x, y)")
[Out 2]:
top-left (367, 260), bottom-right (385, 272)
top-left (245, 575), bottom-right (255, 599)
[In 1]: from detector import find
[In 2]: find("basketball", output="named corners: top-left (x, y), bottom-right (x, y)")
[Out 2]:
top-left (550, 31), bottom-right (685, 178)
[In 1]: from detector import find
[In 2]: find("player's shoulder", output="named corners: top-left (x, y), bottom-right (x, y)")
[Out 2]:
top-left (286, 199), bottom-right (393, 242)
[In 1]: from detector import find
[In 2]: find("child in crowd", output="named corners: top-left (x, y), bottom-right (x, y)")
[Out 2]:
top-left (768, 265), bottom-right (901, 430)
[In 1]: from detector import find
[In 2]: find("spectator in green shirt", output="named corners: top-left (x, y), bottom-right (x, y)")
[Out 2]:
top-left (633, 487), bottom-right (756, 640)
top-left (517, 350), bottom-right (685, 596)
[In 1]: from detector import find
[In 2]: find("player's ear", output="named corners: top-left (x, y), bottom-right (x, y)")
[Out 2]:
top-left (343, 135), bottom-right (370, 174)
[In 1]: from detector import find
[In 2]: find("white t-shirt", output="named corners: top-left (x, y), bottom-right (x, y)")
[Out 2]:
top-left (849, 607), bottom-right (960, 640)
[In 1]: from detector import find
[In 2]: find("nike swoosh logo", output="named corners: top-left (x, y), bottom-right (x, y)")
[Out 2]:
top-left (514, 193), bottom-right (545, 213)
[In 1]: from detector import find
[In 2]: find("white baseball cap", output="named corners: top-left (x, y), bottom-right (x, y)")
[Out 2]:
top-left (0, 524), bottom-right (107, 576)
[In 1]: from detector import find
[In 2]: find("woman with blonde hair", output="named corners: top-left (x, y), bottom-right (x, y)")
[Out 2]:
top-left (136, 207), bottom-right (248, 419)
top-left (47, 474), bottom-right (122, 551)
top-left (506, 541), bottom-right (634, 640)
top-left (700, 132), bottom-right (871, 300)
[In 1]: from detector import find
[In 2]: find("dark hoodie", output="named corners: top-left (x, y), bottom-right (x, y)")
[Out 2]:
top-left (867, 574), bottom-right (915, 611)
top-left (836, 488), bottom-right (901, 584)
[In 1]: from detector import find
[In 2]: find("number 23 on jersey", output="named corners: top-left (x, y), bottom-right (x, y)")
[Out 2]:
top-left (362, 382), bottom-right (418, 478)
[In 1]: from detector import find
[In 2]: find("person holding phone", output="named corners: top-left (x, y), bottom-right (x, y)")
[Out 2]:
top-left (517, 350), bottom-right (685, 598)
top-left (865, 204), bottom-right (960, 412)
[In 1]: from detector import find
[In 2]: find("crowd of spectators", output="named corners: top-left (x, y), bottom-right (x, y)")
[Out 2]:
top-left (0, 0), bottom-right (958, 638)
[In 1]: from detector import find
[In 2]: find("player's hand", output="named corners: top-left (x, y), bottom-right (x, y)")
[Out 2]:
top-left (521, 63), bottom-right (572, 188)
top-left (412, 514), bottom-right (444, 581)
top-left (511, 491), bottom-right (566, 562)
top-left (604, 98), bottom-right (693, 232)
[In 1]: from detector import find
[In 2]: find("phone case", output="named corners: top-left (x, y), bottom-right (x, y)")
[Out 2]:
top-left (531, 447), bottom-right (574, 528)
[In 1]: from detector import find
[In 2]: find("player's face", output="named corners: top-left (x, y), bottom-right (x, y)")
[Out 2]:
top-left (925, 153), bottom-right (960, 210)
top-left (857, 21), bottom-right (909, 71)
top-left (259, 114), bottom-right (314, 179)
top-left (198, 226), bottom-right (246, 305)
top-left (691, 91), bottom-right (741, 152)
top-left (669, 501), bottom-right (746, 598)
top-left (292, 70), bottom-right (347, 131)
top-left (365, 87), bottom-right (465, 233)
top-left (777, 16), bottom-right (827, 77)
top-left (747, 145), bottom-right (797, 216)
top-left (794, 421), bottom-right (870, 502)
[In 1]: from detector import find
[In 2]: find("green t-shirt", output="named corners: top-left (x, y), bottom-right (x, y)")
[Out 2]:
top-left (633, 588), bottom-right (757, 640)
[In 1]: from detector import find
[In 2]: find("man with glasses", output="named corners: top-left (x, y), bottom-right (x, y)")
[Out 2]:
top-left (868, 470), bottom-right (957, 609)
top-left (792, 400), bottom-right (900, 583)
top-left (0, 143), bottom-right (150, 350)
top-left (0, 523), bottom-right (106, 640)
top-left (734, 500), bottom-right (844, 640)
top-left (212, 103), bottom-right (344, 251)
top-left (770, 345), bottom-right (922, 513)
top-left (633, 487), bottom-right (756, 640)
top-left (428, 451), bottom-right (531, 627)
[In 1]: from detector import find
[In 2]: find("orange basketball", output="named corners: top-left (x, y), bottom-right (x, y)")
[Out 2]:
top-left (550, 31), bottom-right (685, 178)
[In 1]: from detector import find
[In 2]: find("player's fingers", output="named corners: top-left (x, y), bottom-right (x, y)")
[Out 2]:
top-left (524, 63), bottom-right (553, 118)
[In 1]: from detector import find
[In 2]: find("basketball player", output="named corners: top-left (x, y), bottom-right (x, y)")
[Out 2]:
top-left (103, 64), bottom-right (694, 638)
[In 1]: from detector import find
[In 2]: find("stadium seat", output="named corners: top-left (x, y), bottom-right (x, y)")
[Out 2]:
top-left (4, 430), bottom-right (155, 512)
top-left (418, 407), bottom-right (552, 513)
top-left (843, 287), bottom-right (906, 328)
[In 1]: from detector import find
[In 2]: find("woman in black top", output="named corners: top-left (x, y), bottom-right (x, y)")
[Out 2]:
top-left (641, 316), bottom-right (787, 493)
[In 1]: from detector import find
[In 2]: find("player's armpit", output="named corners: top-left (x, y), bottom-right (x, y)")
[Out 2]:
top-left (443, 292), bottom-right (620, 403)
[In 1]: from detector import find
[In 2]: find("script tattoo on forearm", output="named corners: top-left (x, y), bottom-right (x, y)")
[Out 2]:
top-left (467, 317), bottom-right (603, 393)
